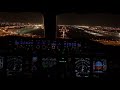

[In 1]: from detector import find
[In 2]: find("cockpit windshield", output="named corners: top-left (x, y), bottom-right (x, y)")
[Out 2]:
top-left (56, 13), bottom-right (120, 46)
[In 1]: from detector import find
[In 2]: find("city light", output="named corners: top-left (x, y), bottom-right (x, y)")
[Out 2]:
top-left (57, 25), bottom-right (120, 46)
top-left (0, 22), bottom-right (44, 38)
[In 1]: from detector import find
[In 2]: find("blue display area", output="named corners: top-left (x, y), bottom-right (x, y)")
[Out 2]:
top-left (93, 59), bottom-right (107, 73)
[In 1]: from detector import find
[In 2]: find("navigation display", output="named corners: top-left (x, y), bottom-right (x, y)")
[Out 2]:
top-left (75, 58), bottom-right (90, 77)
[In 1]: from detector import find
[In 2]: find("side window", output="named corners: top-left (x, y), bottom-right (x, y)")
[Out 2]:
top-left (0, 12), bottom-right (45, 38)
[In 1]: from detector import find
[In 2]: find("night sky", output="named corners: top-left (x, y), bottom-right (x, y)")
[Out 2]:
top-left (57, 13), bottom-right (120, 27)
top-left (1, 12), bottom-right (120, 27)
top-left (0, 12), bottom-right (43, 24)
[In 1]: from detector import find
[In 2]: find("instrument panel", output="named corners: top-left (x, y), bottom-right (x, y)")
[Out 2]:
top-left (0, 38), bottom-right (108, 79)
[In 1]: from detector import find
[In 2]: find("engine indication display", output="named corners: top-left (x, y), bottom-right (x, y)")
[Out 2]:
top-left (75, 58), bottom-right (90, 77)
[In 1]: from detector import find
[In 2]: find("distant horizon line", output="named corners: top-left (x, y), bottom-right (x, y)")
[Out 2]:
top-left (57, 25), bottom-right (120, 27)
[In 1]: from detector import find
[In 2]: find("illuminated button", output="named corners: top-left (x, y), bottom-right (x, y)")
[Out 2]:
top-left (59, 61), bottom-right (66, 63)
top-left (64, 42), bottom-right (67, 47)
top-left (32, 65), bottom-right (37, 72)
top-left (36, 45), bottom-right (40, 49)
top-left (0, 57), bottom-right (3, 69)
top-left (27, 48), bottom-right (29, 51)
top-left (68, 43), bottom-right (72, 47)
top-left (77, 43), bottom-right (81, 47)
top-left (42, 45), bottom-right (46, 49)
top-left (15, 41), bottom-right (19, 45)
top-left (52, 45), bottom-right (55, 49)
